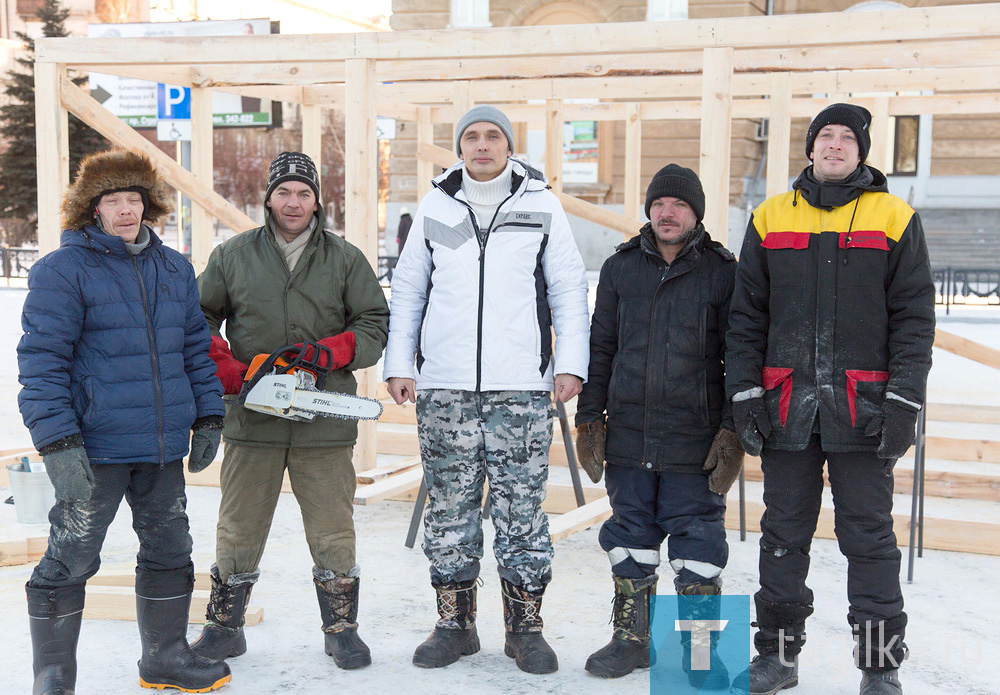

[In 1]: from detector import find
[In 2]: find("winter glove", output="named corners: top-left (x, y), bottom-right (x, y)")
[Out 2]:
top-left (703, 428), bottom-right (745, 495)
top-left (188, 416), bottom-right (224, 473)
top-left (289, 332), bottom-right (357, 371)
top-left (864, 398), bottom-right (920, 460)
top-left (575, 420), bottom-right (606, 484)
top-left (39, 434), bottom-right (94, 502)
top-left (210, 336), bottom-right (248, 395)
top-left (732, 394), bottom-right (772, 457)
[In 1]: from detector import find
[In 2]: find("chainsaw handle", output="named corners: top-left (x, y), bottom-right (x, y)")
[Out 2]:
top-left (243, 342), bottom-right (334, 389)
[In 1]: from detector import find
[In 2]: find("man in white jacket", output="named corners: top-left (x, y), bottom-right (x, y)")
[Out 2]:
top-left (385, 105), bottom-right (590, 675)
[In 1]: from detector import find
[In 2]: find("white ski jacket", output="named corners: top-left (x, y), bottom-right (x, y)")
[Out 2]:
top-left (384, 159), bottom-right (590, 391)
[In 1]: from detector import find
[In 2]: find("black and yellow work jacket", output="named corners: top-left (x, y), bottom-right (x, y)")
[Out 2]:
top-left (726, 165), bottom-right (935, 452)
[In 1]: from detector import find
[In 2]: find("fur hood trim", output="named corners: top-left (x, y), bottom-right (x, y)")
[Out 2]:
top-left (61, 149), bottom-right (173, 230)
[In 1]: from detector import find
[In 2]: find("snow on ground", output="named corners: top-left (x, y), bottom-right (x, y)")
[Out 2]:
top-left (1, 287), bottom-right (999, 694)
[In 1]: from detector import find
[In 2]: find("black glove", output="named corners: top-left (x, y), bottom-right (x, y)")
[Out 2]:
top-left (575, 420), bottom-right (606, 484)
top-left (864, 399), bottom-right (919, 460)
top-left (703, 428), bottom-right (745, 495)
top-left (39, 434), bottom-right (94, 502)
top-left (732, 395), bottom-right (771, 457)
top-left (189, 416), bottom-right (224, 473)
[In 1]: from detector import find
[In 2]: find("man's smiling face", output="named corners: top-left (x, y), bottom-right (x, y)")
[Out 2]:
top-left (810, 123), bottom-right (861, 183)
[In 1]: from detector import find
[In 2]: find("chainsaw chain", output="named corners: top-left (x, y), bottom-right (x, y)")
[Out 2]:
top-left (293, 392), bottom-right (384, 421)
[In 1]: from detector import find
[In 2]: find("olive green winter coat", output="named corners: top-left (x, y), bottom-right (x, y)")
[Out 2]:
top-left (198, 214), bottom-right (389, 448)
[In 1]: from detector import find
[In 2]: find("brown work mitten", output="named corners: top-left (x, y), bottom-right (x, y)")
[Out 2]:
top-left (575, 420), bottom-right (606, 484)
top-left (703, 428), bottom-right (744, 495)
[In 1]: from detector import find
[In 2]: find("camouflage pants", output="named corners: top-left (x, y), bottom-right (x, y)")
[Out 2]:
top-left (416, 390), bottom-right (554, 592)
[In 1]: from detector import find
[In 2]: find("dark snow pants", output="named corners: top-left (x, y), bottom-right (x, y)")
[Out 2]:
top-left (29, 460), bottom-right (193, 589)
top-left (598, 464), bottom-right (727, 584)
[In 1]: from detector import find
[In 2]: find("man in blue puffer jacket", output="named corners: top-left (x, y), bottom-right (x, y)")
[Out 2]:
top-left (17, 149), bottom-right (231, 695)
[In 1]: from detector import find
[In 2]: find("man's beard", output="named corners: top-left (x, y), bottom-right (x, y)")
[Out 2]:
top-left (657, 222), bottom-right (699, 247)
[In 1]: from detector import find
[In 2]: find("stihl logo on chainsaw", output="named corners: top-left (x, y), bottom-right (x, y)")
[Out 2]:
top-left (237, 342), bottom-right (383, 422)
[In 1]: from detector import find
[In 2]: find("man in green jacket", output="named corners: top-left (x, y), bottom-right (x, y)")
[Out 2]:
top-left (192, 152), bottom-right (389, 670)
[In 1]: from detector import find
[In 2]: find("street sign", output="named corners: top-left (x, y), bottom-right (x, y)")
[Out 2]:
top-left (156, 119), bottom-right (192, 142)
top-left (376, 117), bottom-right (397, 140)
top-left (157, 84), bottom-right (191, 120)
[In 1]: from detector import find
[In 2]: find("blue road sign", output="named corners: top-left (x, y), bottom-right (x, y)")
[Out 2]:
top-left (157, 84), bottom-right (191, 120)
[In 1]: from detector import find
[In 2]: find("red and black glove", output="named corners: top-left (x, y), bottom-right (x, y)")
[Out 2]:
top-left (290, 332), bottom-right (357, 371)
top-left (210, 336), bottom-right (248, 395)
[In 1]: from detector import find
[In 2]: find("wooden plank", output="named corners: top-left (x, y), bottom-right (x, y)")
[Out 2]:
top-left (356, 456), bottom-right (421, 485)
top-left (374, 429), bottom-right (573, 466)
top-left (935, 330), bottom-right (1000, 370)
top-left (416, 105), bottom-right (434, 202)
top-left (545, 99), bottom-right (563, 195)
top-left (83, 586), bottom-right (263, 625)
top-left (549, 496), bottom-right (612, 542)
top-left (868, 96), bottom-right (891, 175)
top-left (353, 467), bottom-right (423, 506)
top-left (765, 73), bottom-right (791, 199)
top-left (90, 572), bottom-right (213, 592)
top-left (190, 86), bottom-right (214, 273)
top-left (451, 81), bottom-right (472, 144)
top-left (922, 436), bottom-right (1000, 463)
top-left (699, 47), bottom-right (734, 246)
top-left (58, 78), bottom-right (256, 236)
top-left (35, 62), bottom-right (68, 255)
top-left (388, 481), bottom-right (606, 514)
top-left (0, 537), bottom-right (48, 567)
top-left (623, 103), bottom-right (642, 223)
top-left (301, 103), bottom-right (322, 173)
top-left (927, 403), bottom-right (1000, 425)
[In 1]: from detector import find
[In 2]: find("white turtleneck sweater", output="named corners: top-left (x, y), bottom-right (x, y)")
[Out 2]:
top-left (462, 159), bottom-right (513, 230)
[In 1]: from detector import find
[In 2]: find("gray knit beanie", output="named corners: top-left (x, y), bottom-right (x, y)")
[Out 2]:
top-left (455, 105), bottom-right (515, 155)
top-left (265, 151), bottom-right (320, 203)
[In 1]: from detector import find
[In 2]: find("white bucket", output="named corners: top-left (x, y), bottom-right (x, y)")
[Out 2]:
top-left (6, 463), bottom-right (56, 524)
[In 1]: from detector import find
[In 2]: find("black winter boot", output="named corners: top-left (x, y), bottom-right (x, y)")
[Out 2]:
top-left (27, 583), bottom-right (85, 695)
top-left (585, 574), bottom-right (657, 679)
top-left (412, 578), bottom-right (480, 668)
top-left (314, 569), bottom-right (372, 670)
top-left (500, 578), bottom-right (558, 674)
top-left (677, 578), bottom-right (729, 690)
top-left (730, 594), bottom-right (812, 695)
top-left (190, 565), bottom-right (258, 661)
top-left (136, 568), bottom-right (232, 692)
top-left (860, 669), bottom-right (903, 695)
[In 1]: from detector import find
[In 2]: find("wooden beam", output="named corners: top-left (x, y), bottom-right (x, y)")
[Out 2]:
top-left (0, 537), bottom-right (48, 567)
top-left (927, 403), bottom-right (1000, 425)
top-left (699, 47), bottom-right (734, 246)
top-left (90, 571), bottom-right (213, 591)
top-left (353, 467), bottom-right (423, 505)
top-left (452, 81), bottom-right (473, 144)
top-left (344, 58), bottom-right (379, 473)
top-left (301, 103), bottom-right (322, 172)
top-left (868, 95), bottom-right (891, 175)
top-left (83, 586), bottom-right (264, 625)
top-left (549, 496), bottom-right (612, 542)
top-left (765, 73), bottom-right (791, 200)
top-left (623, 103), bottom-right (642, 223)
top-left (935, 330), bottom-right (1000, 370)
top-left (58, 78), bottom-right (255, 236)
top-left (356, 456), bottom-right (421, 485)
top-left (416, 105), bottom-right (434, 202)
top-left (190, 87), bottom-right (214, 273)
top-left (35, 62), bottom-right (68, 255)
top-left (545, 99), bottom-right (563, 195)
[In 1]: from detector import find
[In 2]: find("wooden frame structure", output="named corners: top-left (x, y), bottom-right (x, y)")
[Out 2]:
top-left (33, 4), bottom-right (1000, 472)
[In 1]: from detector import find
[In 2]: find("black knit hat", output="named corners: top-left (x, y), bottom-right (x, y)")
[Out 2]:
top-left (265, 151), bottom-right (320, 203)
top-left (644, 164), bottom-right (705, 222)
top-left (805, 103), bottom-right (872, 164)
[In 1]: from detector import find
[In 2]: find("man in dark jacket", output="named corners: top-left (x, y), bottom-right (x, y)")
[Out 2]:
top-left (192, 152), bottom-right (389, 670)
top-left (18, 149), bottom-right (230, 694)
top-left (575, 164), bottom-right (743, 685)
top-left (726, 104), bottom-right (935, 695)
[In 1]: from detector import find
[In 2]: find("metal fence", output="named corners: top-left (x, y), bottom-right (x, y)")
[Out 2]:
top-left (1, 247), bottom-right (39, 280)
top-left (933, 267), bottom-right (1000, 313)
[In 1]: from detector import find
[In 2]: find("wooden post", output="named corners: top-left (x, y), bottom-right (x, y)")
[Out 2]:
top-left (417, 105), bottom-right (434, 201)
top-left (301, 103), bottom-right (322, 174)
top-left (545, 99), bottom-right (563, 194)
top-left (190, 87), bottom-right (214, 272)
top-left (344, 58), bottom-right (378, 472)
top-left (35, 62), bottom-right (69, 255)
top-left (699, 47), bottom-right (734, 246)
top-left (623, 102), bottom-right (642, 223)
top-left (452, 81), bottom-right (473, 145)
top-left (869, 95), bottom-right (891, 173)
top-left (766, 73), bottom-right (792, 199)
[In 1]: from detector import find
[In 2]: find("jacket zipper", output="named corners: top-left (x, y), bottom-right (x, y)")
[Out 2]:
top-left (131, 254), bottom-right (166, 464)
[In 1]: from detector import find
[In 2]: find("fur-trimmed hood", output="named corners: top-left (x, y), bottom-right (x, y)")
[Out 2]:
top-left (61, 149), bottom-right (173, 230)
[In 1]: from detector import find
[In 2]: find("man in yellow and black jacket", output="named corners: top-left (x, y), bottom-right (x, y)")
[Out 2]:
top-left (726, 104), bottom-right (934, 695)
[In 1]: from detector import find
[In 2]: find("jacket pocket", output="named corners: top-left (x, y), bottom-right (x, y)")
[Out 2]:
top-left (79, 377), bottom-right (97, 429)
top-left (762, 366), bottom-right (794, 428)
top-left (761, 231), bottom-right (811, 250)
top-left (845, 369), bottom-right (889, 428)
top-left (839, 230), bottom-right (889, 251)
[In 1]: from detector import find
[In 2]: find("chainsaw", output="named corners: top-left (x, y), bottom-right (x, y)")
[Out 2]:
top-left (237, 342), bottom-right (383, 422)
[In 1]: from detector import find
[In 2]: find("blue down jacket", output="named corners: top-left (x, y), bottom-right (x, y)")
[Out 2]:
top-left (17, 225), bottom-right (224, 464)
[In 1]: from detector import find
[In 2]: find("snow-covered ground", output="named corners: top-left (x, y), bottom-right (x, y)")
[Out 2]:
top-left (2, 286), bottom-right (999, 694)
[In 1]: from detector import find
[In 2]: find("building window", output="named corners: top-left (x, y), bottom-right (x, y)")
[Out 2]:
top-left (450, 0), bottom-right (491, 28)
top-left (889, 115), bottom-right (919, 175)
top-left (647, 0), bottom-right (688, 21)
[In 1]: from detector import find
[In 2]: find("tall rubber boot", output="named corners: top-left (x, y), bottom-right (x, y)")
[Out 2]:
top-left (27, 583), bottom-right (85, 695)
top-left (190, 565), bottom-right (258, 661)
top-left (314, 569), bottom-right (372, 670)
top-left (677, 578), bottom-right (729, 690)
top-left (500, 578), bottom-right (558, 674)
top-left (136, 568), bottom-right (232, 692)
top-left (412, 578), bottom-right (480, 668)
top-left (853, 614), bottom-right (907, 695)
top-left (730, 594), bottom-right (812, 695)
top-left (585, 574), bottom-right (658, 679)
